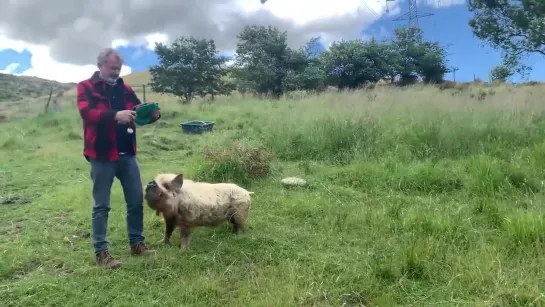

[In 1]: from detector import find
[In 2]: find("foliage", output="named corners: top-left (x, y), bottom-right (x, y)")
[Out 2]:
top-left (148, 25), bottom-right (449, 99)
top-left (320, 38), bottom-right (390, 89)
top-left (283, 37), bottom-right (328, 92)
top-left (489, 64), bottom-right (513, 82)
top-left (233, 25), bottom-right (286, 97)
top-left (230, 26), bottom-right (329, 96)
top-left (315, 26), bottom-right (449, 89)
top-left (391, 27), bottom-right (450, 84)
top-left (198, 139), bottom-right (273, 186)
top-left (148, 36), bottom-right (232, 103)
top-left (467, 0), bottom-right (545, 76)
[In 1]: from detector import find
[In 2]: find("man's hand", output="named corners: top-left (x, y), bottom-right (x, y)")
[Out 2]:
top-left (115, 110), bottom-right (136, 122)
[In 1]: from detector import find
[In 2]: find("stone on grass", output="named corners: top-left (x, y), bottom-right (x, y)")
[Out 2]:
top-left (281, 177), bottom-right (307, 188)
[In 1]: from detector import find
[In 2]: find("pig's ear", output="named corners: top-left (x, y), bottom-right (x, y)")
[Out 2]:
top-left (170, 173), bottom-right (184, 191)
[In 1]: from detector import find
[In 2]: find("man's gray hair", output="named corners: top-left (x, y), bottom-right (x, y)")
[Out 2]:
top-left (97, 48), bottom-right (123, 66)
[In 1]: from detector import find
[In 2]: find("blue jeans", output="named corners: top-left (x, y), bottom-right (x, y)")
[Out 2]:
top-left (89, 155), bottom-right (145, 254)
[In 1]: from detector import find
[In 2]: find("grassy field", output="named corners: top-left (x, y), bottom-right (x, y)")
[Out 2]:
top-left (2, 81), bottom-right (545, 306)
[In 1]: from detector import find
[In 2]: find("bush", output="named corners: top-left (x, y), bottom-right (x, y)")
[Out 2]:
top-left (196, 139), bottom-right (273, 186)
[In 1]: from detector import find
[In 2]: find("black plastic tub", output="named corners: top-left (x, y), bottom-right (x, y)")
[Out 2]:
top-left (180, 121), bottom-right (215, 134)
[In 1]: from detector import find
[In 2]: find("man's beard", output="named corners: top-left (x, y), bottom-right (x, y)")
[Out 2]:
top-left (99, 71), bottom-right (118, 85)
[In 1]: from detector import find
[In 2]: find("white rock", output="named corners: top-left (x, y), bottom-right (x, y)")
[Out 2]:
top-left (281, 177), bottom-right (307, 187)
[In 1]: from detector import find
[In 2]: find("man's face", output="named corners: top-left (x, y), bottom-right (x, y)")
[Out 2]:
top-left (99, 55), bottom-right (122, 82)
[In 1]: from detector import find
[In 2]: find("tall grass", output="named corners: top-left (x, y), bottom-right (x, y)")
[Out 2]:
top-left (2, 83), bottom-right (545, 306)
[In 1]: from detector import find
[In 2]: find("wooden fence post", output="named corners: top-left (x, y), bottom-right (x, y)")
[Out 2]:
top-left (44, 87), bottom-right (53, 113)
top-left (142, 84), bottom-right (146, 102)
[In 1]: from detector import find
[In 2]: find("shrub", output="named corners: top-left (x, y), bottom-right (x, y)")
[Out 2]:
top-left (196, 139), bottom-right (273, 186)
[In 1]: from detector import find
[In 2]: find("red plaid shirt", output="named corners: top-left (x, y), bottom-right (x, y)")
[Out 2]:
top-left (77, 71), bottom-right (142, 161)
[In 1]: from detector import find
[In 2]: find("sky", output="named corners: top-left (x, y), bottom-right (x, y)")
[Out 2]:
top-left (0, 0), bottom-right (542, 84)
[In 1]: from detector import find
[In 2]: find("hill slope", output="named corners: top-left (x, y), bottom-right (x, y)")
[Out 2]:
top-left (63, 70), bottom-right (233, 99)
top-left (0, 73), bottom-right (76, 102)
top-left (120, 71), bottom-right (152, 86)
top-left (116, 70), bottom-right (234, 88)
top-left (61, 71), bottom-right (150, 98)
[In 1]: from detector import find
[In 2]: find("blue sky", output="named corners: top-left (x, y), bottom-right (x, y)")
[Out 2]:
top-left (0, 1), bottom-right (543, 83)
top-left (381, 2), bottom-right (544, 83)
top-left (0, 49), bottom-right (31, 74)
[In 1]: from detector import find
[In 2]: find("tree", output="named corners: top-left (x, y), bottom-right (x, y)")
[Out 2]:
top-left (320, 38), bottom-right (392, 89)
top-left (230, 24), bottom-right (448, 94)
top-left (489, 64), bottom-right (513, 82)
top-left (233, 25), bottom-right (291, 97)
top-left (391, 26), bottom-right (449, 84)
top-left (148, 36), bottom-right (231, 104)
top-left (283, 37), bottom-right (327, 92)
top-left (467, 0), bottom-right (545, 76)
top-left (417, 41), bottom-right (450, 83)
top-left (381, 42), bottom-right (402, 83)
top-left (233, 26), bottom-right (326, 96)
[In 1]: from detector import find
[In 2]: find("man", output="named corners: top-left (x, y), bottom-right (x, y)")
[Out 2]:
top-left (76, 48), bottom-right (159, 269)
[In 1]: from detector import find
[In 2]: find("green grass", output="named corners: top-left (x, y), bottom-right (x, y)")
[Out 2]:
top-left (2, 83), bottom-right (545, 306)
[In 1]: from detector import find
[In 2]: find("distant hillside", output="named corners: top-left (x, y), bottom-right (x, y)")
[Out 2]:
top-left (64, 69), bottom-right (235, 98)
top-left (121, 71), bottom-right (152, 86)
top-left (120, 69), bottom-right (236, 88)
top-left (0, 73), bottom-right (76, 102)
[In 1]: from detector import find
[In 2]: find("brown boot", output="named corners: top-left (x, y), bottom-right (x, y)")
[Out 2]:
top-left (130, 242), bottom-right (154, 256)
top-left (95, 250), bottom-right (122, 269)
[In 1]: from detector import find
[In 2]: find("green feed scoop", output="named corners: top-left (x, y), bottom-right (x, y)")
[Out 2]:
top-left (133, 101), bottom-right (160, 126)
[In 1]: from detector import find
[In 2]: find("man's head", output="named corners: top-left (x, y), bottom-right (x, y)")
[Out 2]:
top-left (97, 48), bottom-right (123, 84)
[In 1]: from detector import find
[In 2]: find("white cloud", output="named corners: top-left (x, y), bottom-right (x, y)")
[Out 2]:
top-left (422, 0), bottom-right (466, 8)
top-left (112, 33), bottom-right (168, 51)
top-left (240, 0), bottom-right (372, 25)
top-left (0, 34), bottom-right (132, 83)
top-left (0, 63), bottom-right (20, 74)
top-left (237, 0), bottom-right (390, 48)
top-left (0, 28), bottom-right (188, 83)
top-left (0, 0), bottom-right (466, 83)
top-left (145, 33), bottom-right (169, 50)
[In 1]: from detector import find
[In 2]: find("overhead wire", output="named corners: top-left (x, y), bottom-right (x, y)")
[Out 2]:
top-left (360, 0), bottom-right (381, 19)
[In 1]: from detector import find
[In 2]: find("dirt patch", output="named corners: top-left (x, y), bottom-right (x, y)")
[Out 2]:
top-left (0, 218), bottom-right (24, 244)
top-left (63, 231), bottom-right (90, 250)
top-left (0, 112), bottom-right (8, 123)
top-left (51, 258), bottom-right (74, 276)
